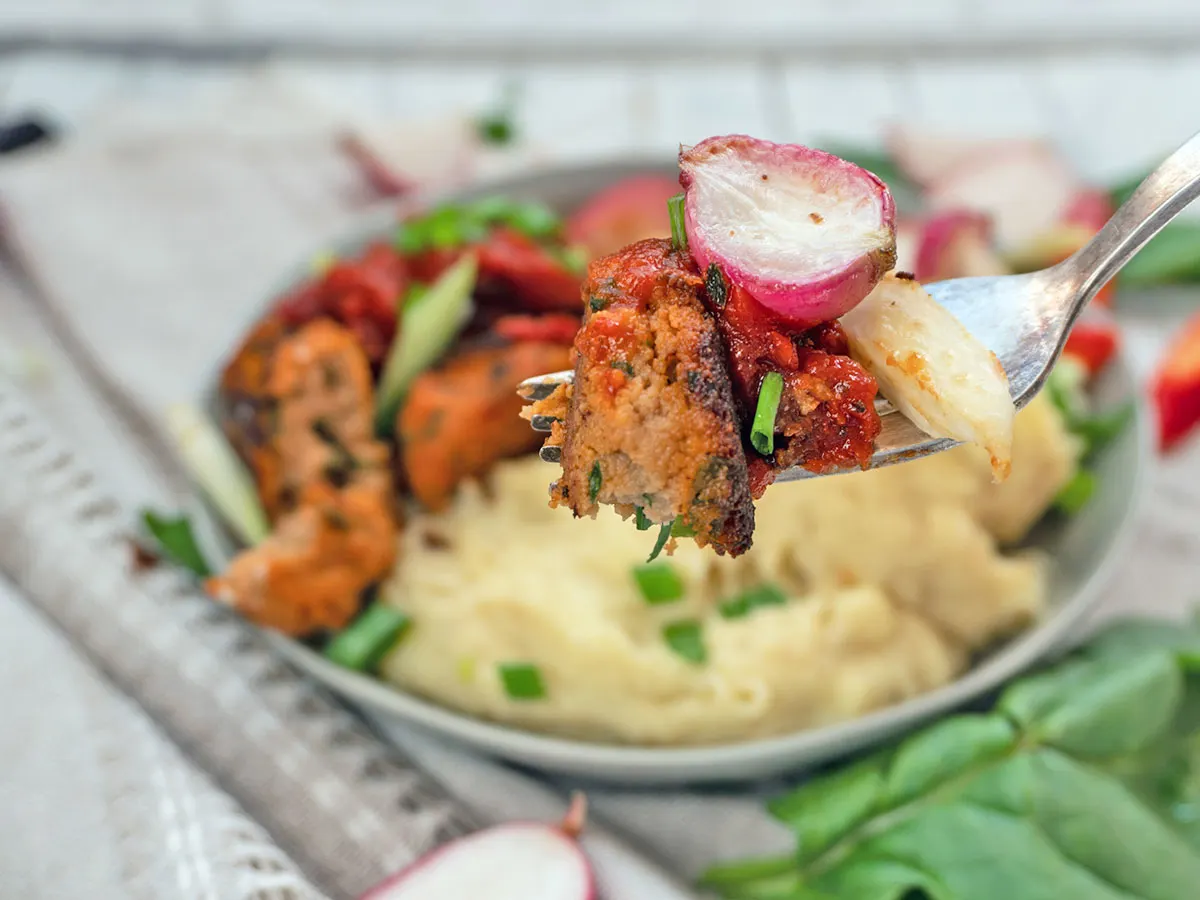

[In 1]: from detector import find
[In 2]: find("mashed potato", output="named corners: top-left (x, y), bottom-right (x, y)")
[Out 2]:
top-left (379, 395), bottom-right (1075, 745)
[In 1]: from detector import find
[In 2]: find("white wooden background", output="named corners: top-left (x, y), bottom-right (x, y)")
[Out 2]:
top-left (2, 1), bottom-right (1200, 182)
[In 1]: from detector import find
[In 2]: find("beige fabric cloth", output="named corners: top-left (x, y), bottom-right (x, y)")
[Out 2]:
top-left (0, 75), bottom-right (1196, 897)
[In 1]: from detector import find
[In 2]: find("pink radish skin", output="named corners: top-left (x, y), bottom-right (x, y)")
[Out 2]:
top-left (680, 135), bottom-right (896, 326)
top-left (360, 794), bottom-right (593, 900)
top-left (914, 210), bottom-right (1007, 281)
top-left (885, 127), bottom-right (1013, 187)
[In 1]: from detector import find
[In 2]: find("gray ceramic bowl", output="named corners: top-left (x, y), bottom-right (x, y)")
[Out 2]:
top-left (195, 161), bottom-right (1149, 786)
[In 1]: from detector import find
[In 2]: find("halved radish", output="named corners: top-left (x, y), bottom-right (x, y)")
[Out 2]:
top-left (914, 210), bottom-right (1007, 281)
top-left (680, 135), bottom-right (896, 325)
top-left (360, 794), bottom-right (594, 900)
top-left (565, 174), bottom-right (680, 259)
top-left (840, 273), bottom-right (1015, 480)
top-left (924, 141), bottom-right (1079, 252)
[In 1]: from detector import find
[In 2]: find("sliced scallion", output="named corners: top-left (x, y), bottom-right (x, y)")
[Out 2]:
top-left (705, 263), bottom-right (728, 309)
top-left (499, 662), bottom-right (546, 700)
top-left (750, 372), bottom-right (785, 456)
top-left (663, 620), bottom-right (707, 665)
top-left (719, 583), bottom-right (788, 619)
top-left (375, 254), bottom-right (477, 434)
top-left (588, 461), bottom-right (602, 502)
top-left (634, 507), bottom-right (653, 531)
top-left (505, 202), bottom-right (561, 239)
top-left (1054, 468), bottom-right (1097, 515)
top-left (668, 193), bottom-right (687, 253)
top-left (141, 510), bottom-right (211, 578)
top-left (647, 521), bottom-right (673, 562)
top-left (323, 603), bottom-right (411, 672)
top-left (633, 561), bottom-right (684, 605)
top-left (670, 516), bottom-right (696, 538)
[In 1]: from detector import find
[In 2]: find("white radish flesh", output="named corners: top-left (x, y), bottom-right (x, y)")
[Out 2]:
top-left (680, 134), bottom-right (896, 325)
top-left (361, 795), bottom-right (593, 900)
top-left (840, 274), bottom-right (1015, 480)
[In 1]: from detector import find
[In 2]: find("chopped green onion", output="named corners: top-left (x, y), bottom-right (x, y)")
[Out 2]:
top-left (499, 662), bottom-right (546, 700)
top-left (634, 507), bottom-right (653, 531)
top-left (750, 372), bottom-right (785, 456)
top-left (719, 583), bottom-right (788, 619)
top-left (663, 620), bottom-right (707, 665)
top-left (588, 295), bottom-right (607, 312)
top-left (633, 561), bottom-right (685, 605)
top-left (610, 359), bottom-right (634, 376)
top-left (505, 202), bottom-right (560, 239)
top-left (395, 221), bottom-right (426, 255)
top-left (164, 403), bottom-right (270, 546)
top-left (669, 516), bottom-right (696, 538)
top-left (141, 510), bottom-right (211, 578)
top-left (705, 263), bottom-right (728, 309)
top-left (588, 461), bottom-right (602, 502)
top-left (668, 193), bottom-right (687, 253)
top-left (323, 603), bottom-right (411, 672)
top-left (1055, 468), bottom-right (1098, 515)
top-left (468, 195), bottom-right (514, 223)
top-left (647, 521), bottom-right (673, 562)
top-left (1076, 402), bottom-right (1135, 460)
top-left (558, 243), bottom-right (590, 275)
top-left (425, 206), bottom-right (467, 250)
top-left (375, 254), bottom-right (477, 434)
top-left (477, 114), bottom-right (514, 146)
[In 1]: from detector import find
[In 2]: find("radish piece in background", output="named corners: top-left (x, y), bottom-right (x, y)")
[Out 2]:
top-left (565, 174), bottom-right (680, 260)
top-left (914, 210), bottom-right (1008, 281)
top-left (841, 273), bottom-right (1015, 480)
top-left (360, 794), bottom-right (593, 900)
top-left (924, 141), bottom-right (1080, 252)
top-left (886, 127), bottom-right (1034, 187)
top-left (680, 134), bottom-right (896, 326)
top-left (893, 216), bottom-right (922, 274)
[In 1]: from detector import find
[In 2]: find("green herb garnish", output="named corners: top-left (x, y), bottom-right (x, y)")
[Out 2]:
top-left (663, 620), bottom-right (706, 665)
top-left (559, 244), bottom-right (590, 275)
top-left (670, 517), bottom-right (696, 538)
top-left (588, 461), bottom-right (602, 502)
top-left (323, 603), bottom-right (411, 672)
top-left (634, 507), bottom-right (653, 531)
top-left (705, 263), bottom-right (728, 309)
top-left (668, 193), bottom-right (687, 253)
top-left (610, 360), bottom-right (635, 376)
top-left (750, 372), bottom-right (785, 456)
top-left (633, 561), bottom-right (685, 605)
top-left (719, 583), bottom-right (788, 619)
top-left (498, 662), bottom-right (546, 700)
top-left (141, 510), bottom-right (211, 577)
top-left (588, 295), bottom-right (607, 312)
top-left (701, 617), bottom-right (1200, 898)
top-left (647, 521), bottom-right (673, 562)
top-left (1054, 468), bottom-right (1098, 515)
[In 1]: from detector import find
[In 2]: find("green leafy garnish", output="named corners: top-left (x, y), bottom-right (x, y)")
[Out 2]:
top-left (701, 617), bottom-right (1200, 899)
top-left (705, 263), bottom-right (728, 309)
top-left (588, 461), bottom-right (602, 502)
top-left (393, 197), bottom-right (564, 257)
top-left (476, 83), bottom-right (519, 146)
top-left (375, 254), bottom-right (477, 434)
top-left (668, 193), bottom-right (687, 253)
top-left (141, 510), bottom-right (211, 578)
top-left (663, 620), bottom-right (707, 665)
top-left (633, 561), bottom-right (685, 605)
top-left (647, 521), bottom-right (673, 563)
top-left (634, 507), bottom-right (653, 531)
top-left (1119, 221), bottom-right (1200, 286)
top-left (323, 603), bottom-right (411, 672)
top-left (670, 517), bottom-right (696, 538)
top-left (498, 662), bottom-right (546, 700)
top-left (750, 372), bottom-right (785, 456)
top-left (558, 243), bottom-right (590, 276)
top-left (1054, 468), bottom-right (1098, 515)
top-left (719, 583), bottom-right (788, 619)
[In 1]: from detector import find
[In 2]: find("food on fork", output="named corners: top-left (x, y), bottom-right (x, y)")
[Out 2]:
top-left (526, 134), bottom-right (1015, 558)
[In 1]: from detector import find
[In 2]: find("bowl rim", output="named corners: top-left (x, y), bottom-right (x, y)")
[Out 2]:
top-left (194, 158), bottom-right (1152, 780)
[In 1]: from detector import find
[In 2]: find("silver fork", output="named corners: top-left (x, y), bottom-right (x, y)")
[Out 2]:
top-left (520, 130), bottom-right (1200, 481)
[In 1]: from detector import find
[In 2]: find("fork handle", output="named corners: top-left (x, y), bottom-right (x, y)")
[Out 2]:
top-left (1063, 130), bottom-right (1200, 309)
